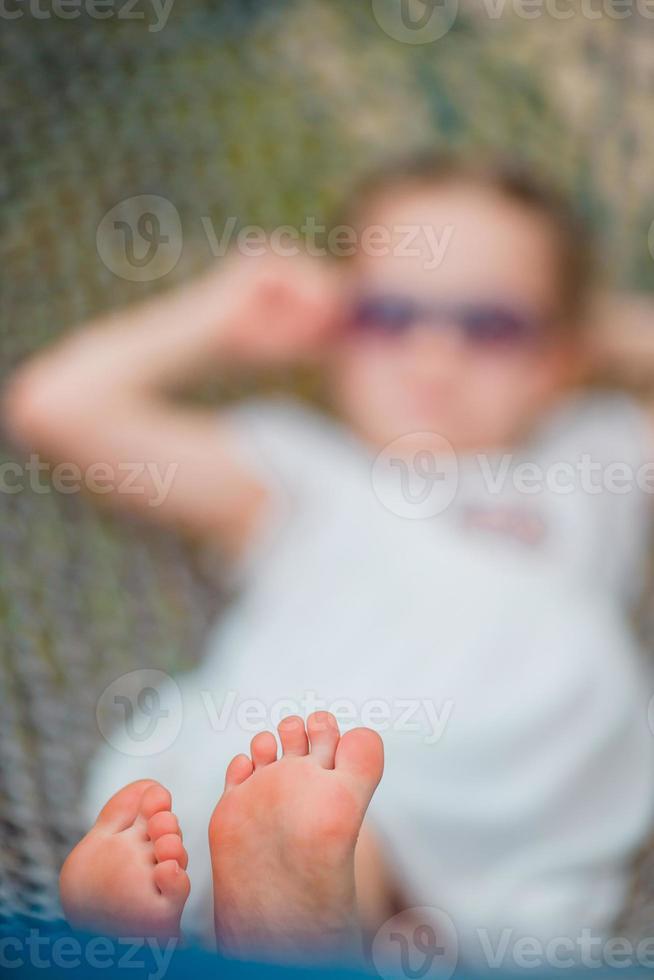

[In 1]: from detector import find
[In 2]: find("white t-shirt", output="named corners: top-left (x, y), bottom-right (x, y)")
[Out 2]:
top-left (86, 392), bottom-right (654, 961)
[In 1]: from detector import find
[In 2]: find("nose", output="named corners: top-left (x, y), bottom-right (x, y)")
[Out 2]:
top-left (398, 322), bottom-right (468, 394)
top-left (405, 321), bottom-right (467, 361)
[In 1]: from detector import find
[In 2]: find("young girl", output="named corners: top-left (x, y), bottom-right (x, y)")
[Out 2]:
top-left (6, 155), bottom-right (654, 964)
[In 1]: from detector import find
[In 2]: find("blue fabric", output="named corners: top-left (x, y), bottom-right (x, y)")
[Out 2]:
top-left (1, 917), bottom-right (651, 980)
top-left (0, 918), bottom-right (365, 980)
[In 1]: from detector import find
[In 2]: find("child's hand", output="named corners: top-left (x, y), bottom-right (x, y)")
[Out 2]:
top-left (200, 251), bottom-right (345, 364)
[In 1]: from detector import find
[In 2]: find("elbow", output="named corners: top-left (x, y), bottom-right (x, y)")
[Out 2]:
top-left (2, 360), bottom-right (79, 453)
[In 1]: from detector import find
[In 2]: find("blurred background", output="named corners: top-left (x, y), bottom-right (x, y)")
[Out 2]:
top-left (1, 0), bottom-right (654, 932)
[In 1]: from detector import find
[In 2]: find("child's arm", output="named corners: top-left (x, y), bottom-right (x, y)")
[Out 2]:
top-left (3, 255), bottom-right (339, 555)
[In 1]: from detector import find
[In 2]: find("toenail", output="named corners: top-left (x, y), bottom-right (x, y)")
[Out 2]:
top-left (279, 716), bottom-right (302, 730)
top-left (312, 711), bottom-right (333, 729)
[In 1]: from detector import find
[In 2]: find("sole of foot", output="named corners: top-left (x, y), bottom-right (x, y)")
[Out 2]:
top-left (209, 712), bottom-right (384, 963)
top-left (60, 779), bottom-right (190, 940)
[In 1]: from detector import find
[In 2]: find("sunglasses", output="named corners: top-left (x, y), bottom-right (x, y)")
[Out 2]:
top-left (351, 294), bottom-right (549, 348)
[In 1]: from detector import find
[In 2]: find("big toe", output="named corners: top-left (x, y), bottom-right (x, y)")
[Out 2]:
top-left (335, 728), bottom-right (384, 804)
top-left (139, 782), bottom-right (173, 821)
top-left (95, 779), bottom-right (159, 832)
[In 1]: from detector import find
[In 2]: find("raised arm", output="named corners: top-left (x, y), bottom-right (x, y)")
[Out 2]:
top-left (3, 254), bottom-right (339, 555)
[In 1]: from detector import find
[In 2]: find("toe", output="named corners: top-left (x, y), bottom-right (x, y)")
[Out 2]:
top-left (154, 834), bottom-right (188, 870)
top-left (154, 859), bottom-right (191, 907)
top-left (250, 731), bottom-right (277, 769)
top-left (95, 779), bottom-right (159, 832)
top-left (147, 811), bottom-right (181, 842)
top-left (139, 783), bottom-right (172, 822)
top-left (278, 715), bottom-right (309, 757)
top-left (224, 753), bottom-right (254, 789)
top-left (307, 711), bottom-right (340, 769)
top-left (335, 728), bottom-right (384, 805)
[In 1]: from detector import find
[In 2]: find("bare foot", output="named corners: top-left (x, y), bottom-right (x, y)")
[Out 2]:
top-left (60, 779), bottom-right (190, 939)
top-left (209, 712), bottom-right (384, 963)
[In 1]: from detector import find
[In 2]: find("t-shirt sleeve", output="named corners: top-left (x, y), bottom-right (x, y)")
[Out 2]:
top-left (222, 398), bottom-right (363, 577)
top-left (529, 390), bottom-right (654, 601)
top-left (535, 391), bottom-right (652, 475)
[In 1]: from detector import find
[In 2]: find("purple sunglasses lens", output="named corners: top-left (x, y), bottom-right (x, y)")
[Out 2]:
top-left (353, 296), bottom-right (418, 332)
top-left (460, 306), bottom-right (540, 344)
top-left (353, 295), bottom-right (544, 344)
